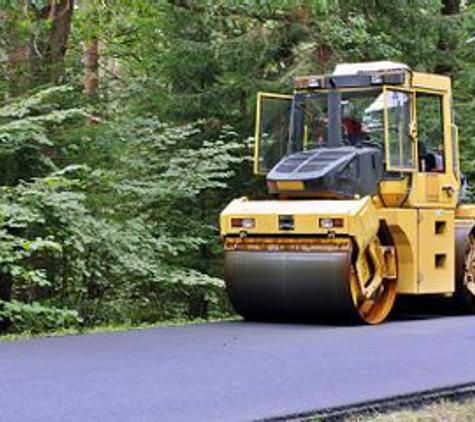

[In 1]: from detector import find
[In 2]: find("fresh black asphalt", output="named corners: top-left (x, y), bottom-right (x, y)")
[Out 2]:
top-left (2, 316), bottom-right (475, 421)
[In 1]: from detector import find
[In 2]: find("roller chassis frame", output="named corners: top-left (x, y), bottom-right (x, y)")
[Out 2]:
top-left (220, 63), bottom-right (475, 323)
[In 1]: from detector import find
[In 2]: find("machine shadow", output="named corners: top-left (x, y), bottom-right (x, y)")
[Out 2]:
top-left (228, 295), bottom-right (470, 327)
top-left (389, 296), bottom-right (470, 322)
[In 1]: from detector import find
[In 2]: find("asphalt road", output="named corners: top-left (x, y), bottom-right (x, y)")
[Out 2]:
top-left (2, 316), bottom-right (475, 422)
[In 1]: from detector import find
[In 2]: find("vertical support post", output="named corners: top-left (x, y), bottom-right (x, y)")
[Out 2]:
top-left (328, 91), bottom-right (341, 147)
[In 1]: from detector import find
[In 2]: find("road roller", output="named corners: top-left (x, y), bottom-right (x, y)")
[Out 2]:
top-left (220, 61), bottom-right (475, 324)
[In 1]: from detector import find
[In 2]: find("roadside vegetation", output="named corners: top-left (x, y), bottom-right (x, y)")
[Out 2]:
top-left (0, 0), bottom-right (475, 334)
top-left (350, 397), bottom-right (475, 421)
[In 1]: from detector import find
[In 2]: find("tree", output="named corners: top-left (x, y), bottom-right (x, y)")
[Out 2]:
top-left (0, 0), bottom-right (75, 92)
top-left (435, 0), bottom-right (463, 75)
top-left (2, 0), bottom-right (475, 333)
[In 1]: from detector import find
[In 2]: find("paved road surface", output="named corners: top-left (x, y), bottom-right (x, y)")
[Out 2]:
top-left (2, 316), bottom-right (475, 421)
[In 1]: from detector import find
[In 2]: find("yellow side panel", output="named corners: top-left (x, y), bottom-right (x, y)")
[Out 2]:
top-left (417, 209), bottom-right (455, 294)
top-left (409, 172), bottom-right (459, 209)
top-left (425, 174), bottom-right (439, 202)
top-left (378, 208), bottom-right (418, 294)
top-left (456, 205), bottom-right (475, 219)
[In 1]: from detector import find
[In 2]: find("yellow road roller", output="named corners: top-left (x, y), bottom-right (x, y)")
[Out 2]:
top-left (220, 61), bottom-right (475, 324)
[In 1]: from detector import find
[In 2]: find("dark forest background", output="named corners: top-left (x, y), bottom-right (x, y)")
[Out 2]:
top-left (0, 0), bottom-right (474, 333)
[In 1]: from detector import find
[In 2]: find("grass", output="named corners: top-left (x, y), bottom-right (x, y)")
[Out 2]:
top-left (0, 316), bottom-right (239, 342)
top-left (348, 397), bottom-right (475, 422)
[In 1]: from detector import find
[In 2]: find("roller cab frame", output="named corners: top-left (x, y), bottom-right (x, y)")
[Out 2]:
top-left (220, 62), bottom-right (475, 324)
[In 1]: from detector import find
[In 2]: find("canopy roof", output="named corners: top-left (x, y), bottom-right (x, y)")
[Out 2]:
top-left (333, 61), bottom-right (410, 76)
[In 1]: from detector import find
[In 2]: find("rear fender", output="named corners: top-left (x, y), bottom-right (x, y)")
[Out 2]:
top-left (455, 220), bottom-right (475, 290)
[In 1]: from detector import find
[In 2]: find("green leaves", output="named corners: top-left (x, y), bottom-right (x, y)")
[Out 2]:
top-left (0, 87), bottom-right (86, 185)
top-left (0, 102), bottom-right (239, 332)
top-left (7, 1), bottom-right (475, 334)
top-left (0, 300), bottom-right (82, 333)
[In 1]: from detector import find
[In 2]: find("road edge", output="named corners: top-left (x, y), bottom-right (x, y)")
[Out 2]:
top-left (261, 381), bottom-right (475, 421)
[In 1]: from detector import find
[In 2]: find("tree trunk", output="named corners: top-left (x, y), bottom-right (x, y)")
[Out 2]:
top-left (43, 0), bottom-right (75, 82)
top-left (83, 38), bottom-right (100, 125)
top-left (435, 0), bottom-right (461, 75)
top-left (0, 274), bottom-right (13, 332)
top-left (442, 0), bottom-right (461, 14)
top-left (4, 0), bottom-right (75, 88)
top-left (83, 38), bottom-right (99, 97)
top-left (1, 10), bottom-right (31, 94)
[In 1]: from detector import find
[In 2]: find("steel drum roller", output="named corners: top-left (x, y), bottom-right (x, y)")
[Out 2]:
top-left (225, 250), bottom-right (361, 322)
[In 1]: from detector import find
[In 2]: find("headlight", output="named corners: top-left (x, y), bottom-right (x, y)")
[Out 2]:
top-left (320, 218), bottom-right (344, 228)
top-left (231, 218), bottom-right (255, 229)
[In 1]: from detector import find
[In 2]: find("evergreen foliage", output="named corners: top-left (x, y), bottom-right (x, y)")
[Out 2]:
top-left (0, 0), bottom-right (474, 332)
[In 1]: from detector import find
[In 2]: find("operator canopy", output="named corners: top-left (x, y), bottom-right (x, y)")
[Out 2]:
top-left (333, 61), bottom-right (409, 75)
top-left (257, 63), bottom-right (411, 198)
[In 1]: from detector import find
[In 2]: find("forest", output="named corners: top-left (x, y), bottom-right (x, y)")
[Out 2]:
top-left (0, 0), bottom-right (474, 333)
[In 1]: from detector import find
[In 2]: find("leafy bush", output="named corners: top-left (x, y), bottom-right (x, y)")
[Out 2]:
top-left (0, 89), bottom-right (241, 333)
